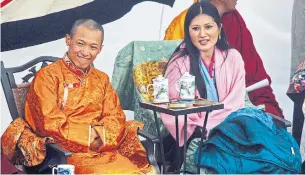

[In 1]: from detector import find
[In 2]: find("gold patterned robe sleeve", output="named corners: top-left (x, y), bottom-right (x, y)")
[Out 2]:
top-left (92, 76), bottom-right (126, 151)
top-left (1, 118), bottom-right (54, 166)
top-left (25, 70), bottom-right (90, 152)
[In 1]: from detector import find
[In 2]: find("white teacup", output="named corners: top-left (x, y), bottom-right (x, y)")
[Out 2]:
top-left (52, 164), bottom-right (75, 175)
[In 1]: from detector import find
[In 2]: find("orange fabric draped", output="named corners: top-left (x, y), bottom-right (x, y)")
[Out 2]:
top-left (2, 56), bottom-right (155, 174)
top-left (163, 0), bottom-right (198, 40)
top-left (164, 9), bottom-right (188, 40)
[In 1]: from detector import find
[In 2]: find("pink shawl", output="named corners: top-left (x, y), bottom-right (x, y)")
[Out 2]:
top-left (161, 46), bottom-right (246, 146)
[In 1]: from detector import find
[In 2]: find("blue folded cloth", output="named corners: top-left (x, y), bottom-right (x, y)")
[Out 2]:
top-left (194, 108), bottom-right (302, 174)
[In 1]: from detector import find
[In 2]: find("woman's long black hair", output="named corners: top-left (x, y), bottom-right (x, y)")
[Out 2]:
top-left (165, 1), bottom-right (231, 98)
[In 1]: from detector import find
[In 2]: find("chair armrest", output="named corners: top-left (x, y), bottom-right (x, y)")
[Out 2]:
top-left (245, 79), bottom-right (292, 128)
top-left (46, 143), bottom-right (72, 158)
top-left (268, 113), bottom-right (292, 128)
top-left (24, 143), bottom-right (72, 174)
top-left (137, 129), bottom-right (159, 143)
top-left (137, 129), bottom-right (160, 174)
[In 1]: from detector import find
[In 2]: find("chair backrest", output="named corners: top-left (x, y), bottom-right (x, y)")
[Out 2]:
top-left (1, 56), bottom-right (60, 120)
top-left (133, 60), bottom-right (168, 102)
top-left (112, 40), bottom-right (182, 111)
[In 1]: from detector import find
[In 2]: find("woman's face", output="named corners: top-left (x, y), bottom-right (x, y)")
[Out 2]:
top-left (189, 14), bottom-right (220, 54)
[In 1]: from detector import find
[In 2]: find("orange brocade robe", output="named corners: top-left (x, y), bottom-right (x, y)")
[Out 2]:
top-left (22, 56), bottom-right (155, 174)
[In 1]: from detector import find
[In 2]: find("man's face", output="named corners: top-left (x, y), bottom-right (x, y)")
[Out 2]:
top-left (65, 25), bottom-right (103, 70)
top-left (223, 0), bottom-right (238, 11)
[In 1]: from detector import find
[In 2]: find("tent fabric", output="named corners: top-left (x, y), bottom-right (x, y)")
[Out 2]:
top-left (1, 0), bottom-right (175, 51)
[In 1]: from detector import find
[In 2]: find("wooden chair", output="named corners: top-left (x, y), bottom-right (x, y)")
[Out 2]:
top-left (1, 56), bottom-right (160, 174)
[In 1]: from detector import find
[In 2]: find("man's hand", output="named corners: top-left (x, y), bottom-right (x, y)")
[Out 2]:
top-left (90, 127), bottom-right (103, 151)
top-left (90, 137), bottom-right (103, 151)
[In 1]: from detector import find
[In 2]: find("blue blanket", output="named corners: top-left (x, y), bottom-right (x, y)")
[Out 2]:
top-left (194, 108), bottom-right (302, 174)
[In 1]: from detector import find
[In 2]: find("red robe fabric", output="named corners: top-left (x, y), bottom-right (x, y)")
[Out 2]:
top-left (1, 153), bottom-right (24, 174)
top-left (222, 10), bottom-right (284, 118)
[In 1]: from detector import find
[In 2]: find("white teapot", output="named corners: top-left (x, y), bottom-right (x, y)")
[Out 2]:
top-left (147, 75), bottom-right (169, 103)
top-left (176, 72), bottom-right (195, 100)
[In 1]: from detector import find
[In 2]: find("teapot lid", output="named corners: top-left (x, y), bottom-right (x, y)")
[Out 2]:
top-left (182, 72), bottom-right (194, 78)
top-left (153, 75), bottom-right (166, 82)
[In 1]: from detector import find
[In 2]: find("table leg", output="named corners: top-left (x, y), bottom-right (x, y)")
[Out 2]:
top-left (175, 115), bottom-right (180, 173)
top-left (183, 114), bottom-right (187, 174)
top-left (197, 111), bottom-right (210, 174)
top-left (152, 110), bottom-right (165, 174)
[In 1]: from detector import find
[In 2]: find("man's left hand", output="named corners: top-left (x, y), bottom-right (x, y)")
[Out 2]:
top-left (90, 137), bottom-right (103, 151)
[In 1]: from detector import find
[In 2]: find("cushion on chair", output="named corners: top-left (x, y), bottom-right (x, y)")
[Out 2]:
top-left (133, 60), bottom-right (168, 103)
top-left (12, 83), bottom-right (30, 117)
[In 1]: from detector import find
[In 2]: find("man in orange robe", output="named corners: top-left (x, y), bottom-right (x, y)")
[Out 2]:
top-left (164, 0), bottom-right (284, 118)
top-left (2, 19), bottom-right (155, 174)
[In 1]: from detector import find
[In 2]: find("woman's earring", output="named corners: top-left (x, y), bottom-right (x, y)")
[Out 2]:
top-left (219, 34), bottom-right (221, 40)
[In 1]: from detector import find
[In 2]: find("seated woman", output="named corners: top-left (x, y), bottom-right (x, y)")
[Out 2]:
top-left (161, 1), bottom-right (302, 174)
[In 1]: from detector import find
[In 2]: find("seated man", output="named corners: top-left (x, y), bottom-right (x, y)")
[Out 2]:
top-left (164, 0), bottom-right (284, 118)
top-left (1, 19), bottom-right (155, 174)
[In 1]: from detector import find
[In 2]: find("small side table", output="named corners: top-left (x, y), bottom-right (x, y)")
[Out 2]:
top-left (140, 100), bottom-right (224, 174)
